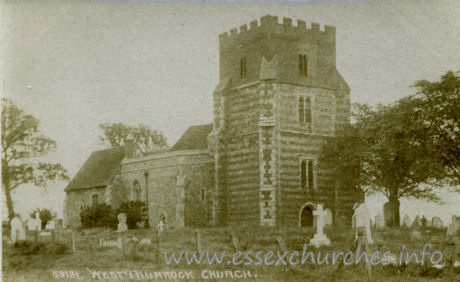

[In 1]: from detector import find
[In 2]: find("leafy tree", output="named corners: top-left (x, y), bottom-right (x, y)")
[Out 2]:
top-left (99, 123), bottom-right (167, 151)
top-left (321, 100), bottom-right (446, 227)
top-left (409, 71), bottom-right (460, 185)
top-left (30, 208), bottom-right (54, 230)
top-left (1, 98), bottom-right (69, 220)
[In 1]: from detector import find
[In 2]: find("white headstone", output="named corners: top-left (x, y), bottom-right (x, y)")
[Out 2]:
top-left (35, 212), bottom-right (42, 232)
top-left (26, 218), bottom-right (36, 231)
top-left (117, 213), bottom-right (128, 249)
top-left (402, 214), bottom-right (411, 227)
top-left (324, 209), bottom-right (332, 227)
top-left (375, 214), bottom-right (384, 229)
top-left (10, 216), bottom-right (26, 243)
top-left (309, 204), bottom-right (331, 247)
top-left (158, 220), bottom-right (165, 232)
top-left (45, 219), bottom-right (55, 230)
top-left (352, 204), bottom-right (373, 244)
top-left (432, 217), bottom-right (443, 229)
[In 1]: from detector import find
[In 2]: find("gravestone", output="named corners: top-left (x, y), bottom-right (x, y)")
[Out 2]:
top-left (411, 215), bottom-right (421, 229)
top-left (26, 218), bottom-right (36, 231)
top-left (353, 204), bottom-right (374, 244)
top-left (402, 214), bottom-right (411, 228)
top-left (158, 219), bottom-right (165, 232)
top-left (231, 231), bottom-right (241, 251)
top-left (425, 220), bottom-right (432, 228)
top-left (447, 215), bottom-right (459, 237)
top-left (45, 219), bottom-right (55, 230)
top-left (10, 215), bottom-right (26, 243)
top-left (432, 217), bottom-right (443, 229)
top-left (375, 214), bottom-right (384, 229)
top-left (383, 202), bottom-right (394, 226)
top-left (309, 204), bottom-right (331, 247)
top-left (414, 215), bottom-right (422, 227)
top-left (117, 213), bottom-right (128, 249)
top-left (421, 216), bottom-right (427, 228)
top-left (276, 237), bottom-right (288, 253)
top-left (410, 229), bottom-right (422, 242)
top-left (35, 212), bottom-right (42, 232)
top-left (324, 209), bottom-right (332, 227)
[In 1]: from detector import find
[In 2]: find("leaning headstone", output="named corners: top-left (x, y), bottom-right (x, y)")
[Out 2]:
top-left (309, 204), bottom-right (331, 247)
top-left (375, 214), bottom-right (384, 229)
top-left (117, 213), bottom-right (128, 249)
top-left (383, 202), bottom-right (394, 227)
top-left (231, 231), bottom-right (241, 251)
top-left (402, 215), bottom-right (411, 228)
top-left (10, 215), bottom-right (26, 243)
top-left (353, 203), bottom-right (374, 244)
top-left (276, 237), bottom-right (288, 253)
top-left (324, 209), bottom-right (333, 227)
top-left (432, 217), bottom-right (443, 229)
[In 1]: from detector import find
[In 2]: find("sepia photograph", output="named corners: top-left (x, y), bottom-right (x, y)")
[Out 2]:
top-left (1, 0), bottom-right (460, 281)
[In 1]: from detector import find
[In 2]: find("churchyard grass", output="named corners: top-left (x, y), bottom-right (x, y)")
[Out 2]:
top-left (2, 226), bottom-right (459, 281)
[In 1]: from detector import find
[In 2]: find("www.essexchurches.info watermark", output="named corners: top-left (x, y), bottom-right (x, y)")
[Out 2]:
top-left (163, 243), bottom-right (443, 267)
top-left (50, 243), bottom-right (443, 280)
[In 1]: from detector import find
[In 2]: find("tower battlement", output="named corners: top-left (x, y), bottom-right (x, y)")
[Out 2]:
top-left (219, 15), bottom-right (336, 48)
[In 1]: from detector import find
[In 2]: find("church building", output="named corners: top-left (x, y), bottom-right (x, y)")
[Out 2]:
top-left (64, 15), bottom-right (361, 229)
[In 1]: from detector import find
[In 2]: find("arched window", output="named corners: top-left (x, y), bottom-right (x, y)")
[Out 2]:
top-left (132, 181), bottom-right (141, 201)
top-left (300, 160), bottom-right (307, 190)
top-left (307, 161), bottom-right (314, 189)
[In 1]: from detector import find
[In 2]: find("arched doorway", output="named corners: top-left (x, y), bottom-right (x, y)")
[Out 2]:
top-left (299, 203), bottom-right (315, 228)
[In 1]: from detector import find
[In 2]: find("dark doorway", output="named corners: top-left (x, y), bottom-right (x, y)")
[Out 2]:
top-left (300, 206), bottom-right (314, 227)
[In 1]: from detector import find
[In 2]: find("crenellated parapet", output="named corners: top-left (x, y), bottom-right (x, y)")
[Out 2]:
top-left (219, 15), bottom-right (336, 49)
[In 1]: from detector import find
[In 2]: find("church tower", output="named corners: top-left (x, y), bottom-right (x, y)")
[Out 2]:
top-left (209, 15), bottom-right (357, 227)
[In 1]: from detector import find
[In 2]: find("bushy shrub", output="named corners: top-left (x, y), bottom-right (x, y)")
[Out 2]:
top-left (117, 201), bottom-right (149, 229)
top-left (79, 201), bottom-right (148, 229)
top-left (80, 203), bottom-right (117, 229)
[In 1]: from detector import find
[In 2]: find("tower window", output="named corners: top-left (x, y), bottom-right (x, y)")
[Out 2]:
top-left (298, 96), bottom-right (312, 124)
top-left (307, 161), bottom-right (314, 189)
top-left (300, 159), bottom-right (315, 191)
top-left (299, 54), bottom-right (308, 77)
top-left (301, 160), bottom-right (307, 191)
top-left (201, 188), bottom-right (206, 202)
top-left (240, 57), bottom-right (247, 79)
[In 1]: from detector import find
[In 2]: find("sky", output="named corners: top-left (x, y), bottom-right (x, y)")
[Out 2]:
top-left (1, 0), bottom-right (460, 222)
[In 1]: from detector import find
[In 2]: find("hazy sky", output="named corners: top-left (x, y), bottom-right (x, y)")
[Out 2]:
top-left (1, 0), bottom-right (460, 220)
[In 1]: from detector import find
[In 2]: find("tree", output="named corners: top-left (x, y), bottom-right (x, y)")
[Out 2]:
top-left (410, 71), bottom-right (460, 185)
top-left (99, 123), bottom-right (167, 151)
top-left (321, 100), bottom-right (446, 227)
top-left (1, 98), bottom-right (69, 220)
top-left (30, 208), bottom-right (54, 230)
